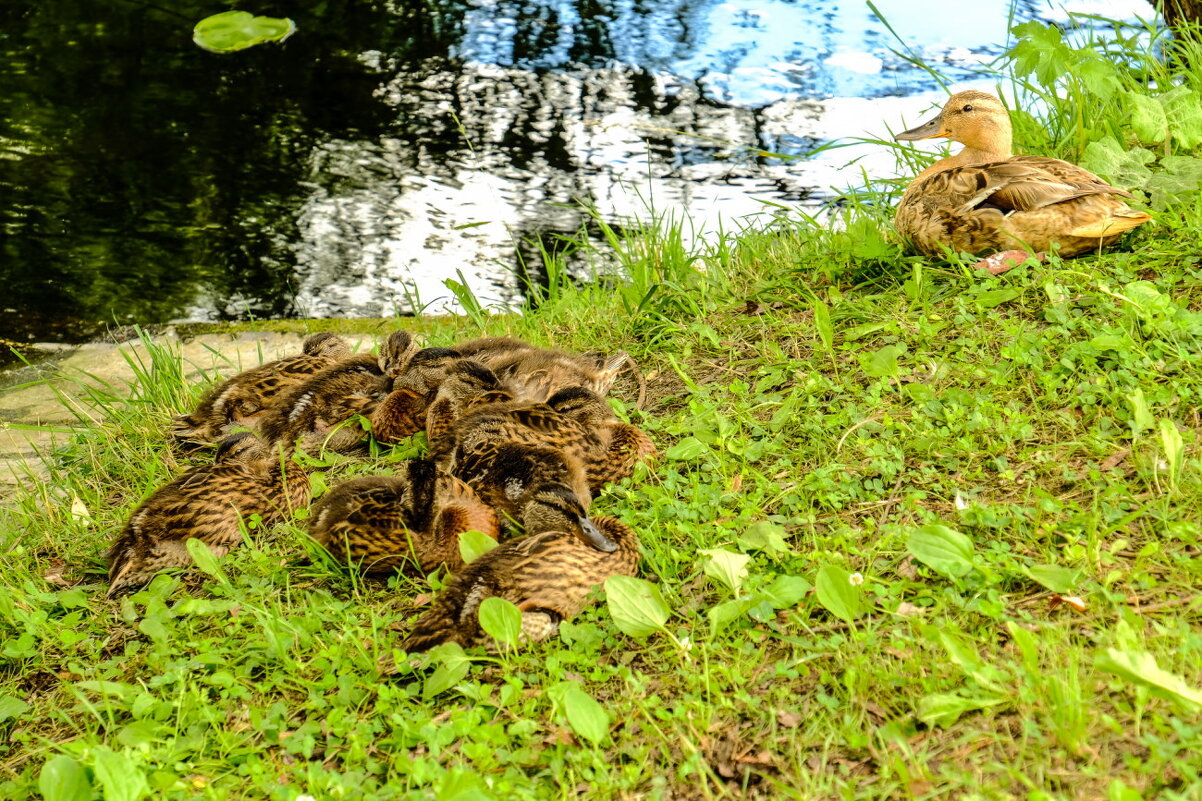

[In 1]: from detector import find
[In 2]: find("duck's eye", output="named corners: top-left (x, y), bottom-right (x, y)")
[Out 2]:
top-left (962, 104), bottom-right (974, 112)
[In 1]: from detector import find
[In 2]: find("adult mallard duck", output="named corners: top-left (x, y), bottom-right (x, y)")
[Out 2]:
top-left (106, 433), bottom-right (310, 597)
top-left (894, 90), bottom-right (1151, 270)
top-left (308, 459), bottom-right (499, 574)
top-left (399, 515), bottom-right (640, 652)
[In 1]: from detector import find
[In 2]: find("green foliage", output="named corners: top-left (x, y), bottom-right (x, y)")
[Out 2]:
top-left (192, 11), bottom-right (296, 53)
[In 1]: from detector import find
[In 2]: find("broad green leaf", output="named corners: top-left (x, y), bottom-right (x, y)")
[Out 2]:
top-left (903, 383), bottom-right (937, 403)
top-left (137, 613), bottom-right (169, 641)
top-left (193, 11), bottom-right (296, 53)
top-left (916, 691), bottom-right (1007, 726)
top-left (39, 755), bottom-right (91, 801)
top-left (1127, 90), bottom-right (1169, 144)
top-left (1080, 136), bottom-right (1154, 189)
top-left (1089, 334), bottom-right (1129, 352)
top-left (551, 682), bottom-right (610, 745)
top-left (604, 575), bottom-right (670, 638)
top-left (698, 548), bottom-right (750, 595)
top-left (1146, 155), bottom-right (1202, 205)
top-left (812, 299), bottom-right (834, 352)
top-left (0, 694), bottom-right (29, 723)
top-left (459, 529), bottom-right (498, 565)
top-left (185, 537), bottom-right (225, 582)
top-left (708, 597), bottom-right (754, 636)
top-left (862, 345), bottom-right (905, 378)
top-left (975, 288), bottom-right (1022, 309)
top-left (907, 524), bottom-right (975, 580)
top-left (423, 645), bottom-right (472, 699)
top-left (92, 747), bottom-right (148, 801)
top-left (477, 597), bottom-right (522, 648)
top-left (435, 769), bottom-right (493, 801)
top-left (1128, 389), bottom-right (1154, 434)
top-left (844, 321), bottom-right (888, 341)
top-left (814, 564), bottom-right (863, 622)
top-left (738, 521), bottom-right (790, 555)
top-left (762, 574), bottom-right (812, 608)
top-left (1160, 87), bottom-right (1202, 150)
top-left (664, 437), bottom-right (709, 461)
top-left (1159, 419), bottom-right (1184, 487)
top-left (1096, 648), bottom-right (1202, 709)
top-left (1024, 563), bottom-right (1083, 594)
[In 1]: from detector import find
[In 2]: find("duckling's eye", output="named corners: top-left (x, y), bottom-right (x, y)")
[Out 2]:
top-left (962, 104), bottom-right (974, 112)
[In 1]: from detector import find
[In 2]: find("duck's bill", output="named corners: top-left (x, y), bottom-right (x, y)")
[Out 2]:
top-left (895, 114), bottom-right (948, 141)
top-left (579, 516), bottom-right (619, 553)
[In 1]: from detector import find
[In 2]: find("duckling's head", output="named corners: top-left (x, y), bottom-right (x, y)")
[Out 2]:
top-left (214, 431), bottom-right (272, 464)
top-left (438, 358), bottom-right (501, 403)
top-left (546, 386), bottom-right (613, 427)
top-left (524, 484), bottom-right (618, 553)
top-left (302, 332), bottom-right (352, 359)
top-left (895, 90), bottom-right (1012, 156)
top-left (379, 331), bottom-right (421, 377)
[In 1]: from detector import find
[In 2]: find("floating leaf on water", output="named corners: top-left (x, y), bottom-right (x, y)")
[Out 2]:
top-left (193, 11), bottom-right (296, 54)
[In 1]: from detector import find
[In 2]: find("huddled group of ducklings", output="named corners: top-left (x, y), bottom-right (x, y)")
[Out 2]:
top-left (105, 331), bottom-right (656, 652)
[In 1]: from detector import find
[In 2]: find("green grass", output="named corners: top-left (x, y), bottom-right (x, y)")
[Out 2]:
top-left (4, 17), bottom-right (1202, 801)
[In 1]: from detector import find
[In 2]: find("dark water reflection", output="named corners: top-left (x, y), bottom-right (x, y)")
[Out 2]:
top-left (0, 0), bottom-right (1153, 341)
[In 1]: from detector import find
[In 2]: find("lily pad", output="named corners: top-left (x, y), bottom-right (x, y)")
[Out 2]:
top-left (193, 11), bottom-right (296, 54)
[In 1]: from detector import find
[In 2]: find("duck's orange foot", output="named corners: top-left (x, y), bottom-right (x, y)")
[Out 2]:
top-left (973, 250), bottom-right (1047, 275)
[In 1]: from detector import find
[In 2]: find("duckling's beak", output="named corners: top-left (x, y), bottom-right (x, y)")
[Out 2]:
top-left (895, 113), bottom-right (948, 141)
top-left (579, 516), bottom-right (619, 553)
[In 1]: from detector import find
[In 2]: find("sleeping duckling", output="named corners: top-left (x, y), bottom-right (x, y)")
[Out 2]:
top-left (369, 347), bottom-right (473, 446)
top-left (106, 432), bottom-right (310, 597)
top-left (453, 336), bottom-right (629, 402)
top-left (308, 459), bottom-right (499, 574)
top-left (258, 333), bottom-right (416, 454)
top-left (399, 515), bottom-right (640, 652)
top-left (171, 332), bottom-right (352, 446)
top-left (894, 90), bottom-right (1151, 269)
top-left (545, 386), bottom-right (657, 492)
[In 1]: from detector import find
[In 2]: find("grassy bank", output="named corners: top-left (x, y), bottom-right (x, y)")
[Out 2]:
top-left (3, 17), bottom-right (1202, 801)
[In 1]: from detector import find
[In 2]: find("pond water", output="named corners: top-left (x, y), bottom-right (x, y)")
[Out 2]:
top-left (0, 0), bottom-right (1155, 342)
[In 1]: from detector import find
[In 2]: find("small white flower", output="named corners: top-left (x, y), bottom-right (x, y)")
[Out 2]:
top-left (297, 795), bottom-right (317, 801)
top-left (678, 636), bottom-right (693, 652)
top-left (954, 491), bottom-right (969, 510)
top-left (848, 572), bottom-right (864, 587)
top-left (1156, 458), bottom-right (1168, 471)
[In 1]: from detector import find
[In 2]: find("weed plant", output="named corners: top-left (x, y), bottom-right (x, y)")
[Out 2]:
top-left (3, 17), bottom-right (1202, 801)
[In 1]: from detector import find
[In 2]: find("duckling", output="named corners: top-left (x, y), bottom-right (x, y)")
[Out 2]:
top-left (399, 515), bottom-right (640, 652)
top-left (106, 432), bottom-right (310, 597)
top-left (545, 386), bottom-right (657, 491)
top-left (369, 347), bottom-right (473, 446)
top-left (257, 333), bottom-right (411, 454)
top-left (308, 459), bottom-right (499, 574)
top-left (171, 332), bottom-right (352, 446)
top-left (453, 336), bottom-right (630, 402)
top-left (894, 90), bottom-right (1151, 269)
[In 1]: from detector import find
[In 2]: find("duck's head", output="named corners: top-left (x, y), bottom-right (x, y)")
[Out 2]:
top-left (302, 332), bottom-right (352, 359)
top-left (524, 484), bottom-right (618, 553)
top-left (895, 90), bottom-right (1012, 154)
